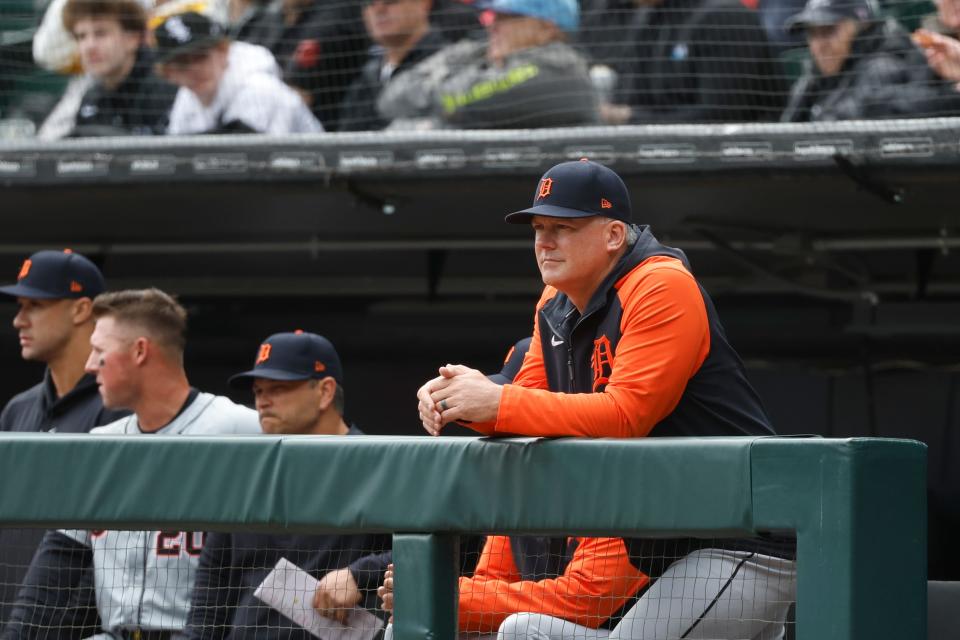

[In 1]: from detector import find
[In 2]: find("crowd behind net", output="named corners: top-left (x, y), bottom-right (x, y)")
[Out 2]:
top-left (0, 0), bottom-right (958, 142)
top-left (0, 528), bottom-right (797, 639)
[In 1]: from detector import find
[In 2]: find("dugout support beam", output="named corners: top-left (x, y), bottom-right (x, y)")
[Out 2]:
top-left (392, 534), bottom-right (459, 640)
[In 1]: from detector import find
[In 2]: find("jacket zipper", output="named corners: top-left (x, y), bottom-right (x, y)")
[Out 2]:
top-left (542, 308), bottom-right (578, 390)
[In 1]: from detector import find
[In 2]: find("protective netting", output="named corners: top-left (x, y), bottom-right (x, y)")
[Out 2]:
top-left (0, 529), bottom-right (796, 640)
top-left (0, 0), bottom-right (958, 140)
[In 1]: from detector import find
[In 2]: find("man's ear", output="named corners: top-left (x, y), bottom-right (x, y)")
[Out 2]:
top-left (71, 298), bottom-right (94, 325)
top-left (132, 337), bottom-right (150, 365)
top-left (606, 221), bottom-right (627, 253)
top-left (317, 377), bottom-right (337, 411)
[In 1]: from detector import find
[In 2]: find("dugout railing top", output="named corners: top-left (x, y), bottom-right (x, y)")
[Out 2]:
top-left (1, 118), bottom-right (959, 185)
top-left (0, 435), bottom-right (928, 640)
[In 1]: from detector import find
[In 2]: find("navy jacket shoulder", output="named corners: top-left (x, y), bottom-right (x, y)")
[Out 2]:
top-left (0, 371), bottom-right (128, 433)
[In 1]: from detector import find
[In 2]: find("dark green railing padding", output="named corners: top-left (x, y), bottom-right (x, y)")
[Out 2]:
top-left (0, 435), bottom-right (926, 640)
top-left (393, 534), bottom-right (459, 640)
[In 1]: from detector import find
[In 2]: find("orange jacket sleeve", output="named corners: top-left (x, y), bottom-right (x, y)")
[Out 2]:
top-left (493, 257), bottom-right (711, 438)
top-left (458, 536), bottom-right (647, 633)
top-left (458, 288), bottom-right (554, 436)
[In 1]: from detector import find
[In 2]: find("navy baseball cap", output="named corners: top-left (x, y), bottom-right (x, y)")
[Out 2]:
top-left (229, 331), bottom-right (343, 388)
top-left (786, 0), bottom-right (877, 33)
top-left (476, 0), bottom-right (579, 32)
top-left (154, 12), bottom-right (226, 64)
top-left (505, 159), bottom-right (632, 224)
top-left (488, 337), bottom-right (532, 385)
top-left (0, 249), bottom-right (105, 300)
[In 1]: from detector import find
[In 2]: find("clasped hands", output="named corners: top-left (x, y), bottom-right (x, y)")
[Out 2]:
top-left (417, 364), bottom-right (503, 435)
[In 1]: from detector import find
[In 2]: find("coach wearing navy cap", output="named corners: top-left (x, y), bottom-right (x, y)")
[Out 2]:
top-left (229, 330), bottom-right (347, 436)
top-left (180, 332), bottom-right (391, 640)
top-left (413, 160), bottom-right (795, 639)
top-left (0, 249), bottom-right (127, 629)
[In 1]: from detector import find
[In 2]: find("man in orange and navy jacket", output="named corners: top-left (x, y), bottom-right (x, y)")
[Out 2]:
top-left (417, 158), bottom-right (772, 440)
top-left (414, 159), bottom-right (795, 640)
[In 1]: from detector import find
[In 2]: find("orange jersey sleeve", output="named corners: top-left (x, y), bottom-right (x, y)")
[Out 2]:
top-left (494, 257), bottom-right (711, 438)
top-left (458, 536), bottom-right (647, 633)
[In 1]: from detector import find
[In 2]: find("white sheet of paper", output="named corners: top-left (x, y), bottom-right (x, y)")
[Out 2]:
top-left (253, 557), bottom-right (384, 640)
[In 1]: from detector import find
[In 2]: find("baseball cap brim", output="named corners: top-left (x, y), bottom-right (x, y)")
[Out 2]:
top-left (504, 203), bottom-right (600, 224)
top-left (785, 9), bottom-right (844, 33)
top-left (0, 283), bottom-right (70, 299)
top-left (228, 367), bottom-right (313, 389)
top-left (156, 36), bottom-right (223, 64)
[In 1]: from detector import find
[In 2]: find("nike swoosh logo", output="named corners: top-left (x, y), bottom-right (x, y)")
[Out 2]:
top-left (551, 335), bottom-right (564, 347)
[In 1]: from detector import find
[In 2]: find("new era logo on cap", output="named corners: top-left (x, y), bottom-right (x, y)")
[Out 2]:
top-left (0, 250), bottom-right (105, 300)
top-left (504, 159), bottom-right (632, 224)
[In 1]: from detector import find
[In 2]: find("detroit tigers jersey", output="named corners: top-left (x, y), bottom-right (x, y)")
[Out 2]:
top-left (59, 392), bottom-right (261, 631)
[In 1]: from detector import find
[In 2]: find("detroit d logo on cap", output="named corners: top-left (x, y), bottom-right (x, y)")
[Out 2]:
top-left (256, 344), bottom-right (272, 364)
top-left (537, 178), bottom-right (553, 200)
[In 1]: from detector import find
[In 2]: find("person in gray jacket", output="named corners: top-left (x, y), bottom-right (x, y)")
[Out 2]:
top-left (377, 0), bottom-right (598, 129)
top-left (781, 0), bottom-right (954, 121)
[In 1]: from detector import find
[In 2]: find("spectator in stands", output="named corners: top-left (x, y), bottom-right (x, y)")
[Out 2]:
top-left (914, 30), bottom-right (960, 86)
top-left (414, 159), bottom-right (796, 639)
top-left (60, 0), bottom-right (177, 136)
top-left (180, 330), bottom-right (389, 640)
top-left (0, 250), bottom-right (128, 631)
top-left (781, 0), bottom-right (953, 121)
top-left (599, 0), bottom-right (786, 124)
top-left (2, 288), bottom-right (261, 640)
top-left (31, 0), bottom-right (228, 139)
top-left (377, 0), bottom-right (598, 129)
top-left (154, 11), bottom-right (323, 134)
top-left (338, 0), bottom-right (447, 131)
top-left (234, 0), bottom-right (369, 130)
top-left (914, 0), bottom-right (960, 93)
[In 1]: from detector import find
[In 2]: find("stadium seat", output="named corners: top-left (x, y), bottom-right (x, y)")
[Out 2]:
top-left (928, 581), bottom-right (960, 640)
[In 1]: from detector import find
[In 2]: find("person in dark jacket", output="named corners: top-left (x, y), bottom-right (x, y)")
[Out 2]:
top-left (415, 160), bottom-right (795, 639)
top-left (0, 249), bottom-right (128, 633)
top-left (181, 331), bottom-right (389, 640)
top-left (601, 0), bottom-right (787, 124)
top-left (243, 0), bottom-right (369, 130)
top-left (339, 0), bottom-right (446, 131)
top-left (913, 0), bottom-right (960, 106)
top-left (781, 0), bottom-right (954, 120)
top-left (61, 0), bottom-right (176, 136)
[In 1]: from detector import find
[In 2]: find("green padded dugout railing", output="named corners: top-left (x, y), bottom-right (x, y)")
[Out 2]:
top-left (0, 435), bottom-right (927, 640)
